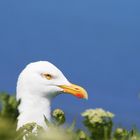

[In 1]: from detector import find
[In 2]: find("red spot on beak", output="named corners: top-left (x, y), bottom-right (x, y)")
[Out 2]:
top-left (76, 93), bottom-right (84, 99)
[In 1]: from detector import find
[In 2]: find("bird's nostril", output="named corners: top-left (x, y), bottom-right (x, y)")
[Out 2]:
top-left (75, 88), bottom-right (79, 90)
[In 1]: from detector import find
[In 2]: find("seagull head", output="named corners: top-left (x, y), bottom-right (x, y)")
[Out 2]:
top-left (17, 61), bottom-right (88, 100)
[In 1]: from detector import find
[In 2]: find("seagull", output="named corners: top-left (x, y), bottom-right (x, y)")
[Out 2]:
top-left (16, 61), bottom-right (88, 129)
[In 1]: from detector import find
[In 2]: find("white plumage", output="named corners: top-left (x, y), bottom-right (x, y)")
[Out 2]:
top-left (16, 61), bottom-right (88, 129)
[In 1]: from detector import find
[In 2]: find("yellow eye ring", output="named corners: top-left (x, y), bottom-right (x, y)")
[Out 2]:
top-left (42, 73), bottom-right (52, 80)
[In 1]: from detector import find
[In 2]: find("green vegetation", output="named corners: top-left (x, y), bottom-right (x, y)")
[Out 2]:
top-left (0, 93), bottom-right (139, 140)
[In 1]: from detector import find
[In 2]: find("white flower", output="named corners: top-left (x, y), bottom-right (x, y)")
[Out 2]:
top-left (82, 108), bottom-right (114, 124)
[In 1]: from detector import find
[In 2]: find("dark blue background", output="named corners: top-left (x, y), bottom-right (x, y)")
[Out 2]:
top-left (0, 0), bottom-right (140, 128)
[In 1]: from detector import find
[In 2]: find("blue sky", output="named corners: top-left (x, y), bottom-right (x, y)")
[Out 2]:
top-left (0, 0), bottom-right (140, 128)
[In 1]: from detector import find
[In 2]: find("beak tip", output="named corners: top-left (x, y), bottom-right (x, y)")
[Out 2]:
top-left (84, 95), bottom-right (88, 100)
top-left (83, 90), bottom-right (88, 100)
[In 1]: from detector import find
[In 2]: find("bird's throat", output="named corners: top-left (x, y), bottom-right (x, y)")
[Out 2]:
top-left (17, 94), bottom-right (51, 129)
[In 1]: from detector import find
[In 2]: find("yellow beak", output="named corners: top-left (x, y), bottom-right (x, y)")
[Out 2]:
top-left (59, 84), bottom-right (88, 99)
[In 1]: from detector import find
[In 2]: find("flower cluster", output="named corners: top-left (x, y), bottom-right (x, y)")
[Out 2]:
top-left (82, 108), bottom-right (114, 140)
top-left (82, 108), bottom-right (114, 125)
top-left (113, 128), bottom-right (128, 139)
top-left (52, 109), bottom-right (65, 125)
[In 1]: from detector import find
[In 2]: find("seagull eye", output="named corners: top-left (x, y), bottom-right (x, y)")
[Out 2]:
top-left (42, 73), bottom-right (53, 80)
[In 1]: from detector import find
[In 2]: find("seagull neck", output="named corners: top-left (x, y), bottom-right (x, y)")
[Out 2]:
top-left (17, 94), bottom-right (51, 129)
